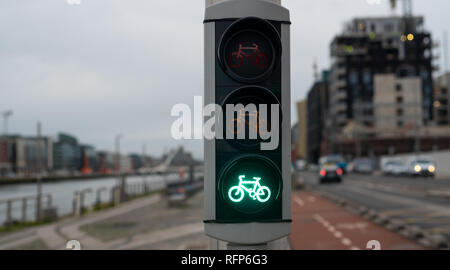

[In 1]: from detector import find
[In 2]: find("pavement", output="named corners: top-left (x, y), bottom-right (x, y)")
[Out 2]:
top-left (0, 192), bottom-right (209, 250)
top-left (289, 190), bottom-right (424, 250)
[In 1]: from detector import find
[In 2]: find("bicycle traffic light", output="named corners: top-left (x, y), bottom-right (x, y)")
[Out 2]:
top-left (204, 0), bottom-right (291, 245)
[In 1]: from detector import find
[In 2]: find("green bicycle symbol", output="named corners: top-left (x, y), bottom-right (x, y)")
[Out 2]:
top-left (228, 175), bottom-right (271, 203)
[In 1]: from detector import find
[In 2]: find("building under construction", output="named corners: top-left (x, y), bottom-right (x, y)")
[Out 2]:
top-left (326, 11), bottom-right (438, 157)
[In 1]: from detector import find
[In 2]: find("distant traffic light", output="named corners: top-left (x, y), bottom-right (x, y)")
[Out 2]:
top-left (204, 0), bottom-right (291, 245)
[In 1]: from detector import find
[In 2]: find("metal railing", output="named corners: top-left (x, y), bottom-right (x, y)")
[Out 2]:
top-left (0, 194), bottom-right (53, 227)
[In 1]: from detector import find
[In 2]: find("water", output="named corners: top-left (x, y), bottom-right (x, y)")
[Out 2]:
top-left (0, 174), bottom-right (182, 225)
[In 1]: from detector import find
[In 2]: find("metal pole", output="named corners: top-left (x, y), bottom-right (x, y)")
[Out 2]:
top-left (444, 31), bottom-right (449, 73)
top-left (227, 243), bottom-right (268, 250)
top-left (2, 110), bottom-right (12, 136)
top-left (47, 194), bottom-right (52, 209)
top-left (142, 143), bottom-right (147, 183)
top-left (6, 200), bottom-right (12, 226)
top-left (414, 90), bottom-right (421, 158)
top-left (22, 198), bottom-right (27, 223)
top-left (36, 122), bottom-right (43, 222)
top-left (206, 0), bottom-right (280, 7)
top-left (115, 134), bottom-right (123, 175)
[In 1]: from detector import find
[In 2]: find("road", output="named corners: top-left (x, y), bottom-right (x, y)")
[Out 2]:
top-left (298, 170), bottom-right (450, 247)
top-left (289, 190), bottom-right (424, 250)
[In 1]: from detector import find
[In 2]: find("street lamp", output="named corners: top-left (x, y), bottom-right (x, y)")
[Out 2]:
top-left (2, 110), bottom-right (13, 135)
top-left (115, 134), bottom-right (123, 175)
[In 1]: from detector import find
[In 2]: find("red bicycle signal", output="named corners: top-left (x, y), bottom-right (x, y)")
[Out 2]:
top-left (228, 43), bottom-right (270, 69)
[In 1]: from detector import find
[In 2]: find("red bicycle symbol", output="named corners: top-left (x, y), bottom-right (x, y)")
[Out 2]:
top-left (228, 43), bottom-right (270, 69)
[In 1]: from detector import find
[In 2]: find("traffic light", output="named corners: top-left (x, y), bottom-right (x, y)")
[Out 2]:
top-left (204, 0), bottom-right (291, 245)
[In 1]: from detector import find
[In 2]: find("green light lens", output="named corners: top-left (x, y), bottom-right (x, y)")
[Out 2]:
top-left (219, 156), bottom-right (281, 214)
top-left (228, 175), bottom-right (272, 204)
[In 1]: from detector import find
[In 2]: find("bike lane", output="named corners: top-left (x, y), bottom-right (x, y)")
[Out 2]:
top-left (289, 191), bottom-right (425, 250)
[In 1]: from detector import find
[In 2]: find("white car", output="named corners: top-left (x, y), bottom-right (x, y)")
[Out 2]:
top-left (383, 161), bottom-right (408, 176)
top-left (409, 159), bottom-right (436, 177)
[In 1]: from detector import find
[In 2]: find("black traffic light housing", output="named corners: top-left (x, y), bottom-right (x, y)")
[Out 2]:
top-left (204, 0), bottom-right (291, 245)
top-left (213, 17), bottom-right (285, 223)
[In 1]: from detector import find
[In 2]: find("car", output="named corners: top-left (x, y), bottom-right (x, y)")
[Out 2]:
top-left (319, 162), bottom-right (343, 184)
top-left (320, 155), bottom-right (348, 174)
top-left (409, 159), bottom-right (436, 177)
top-left (383, 161), bottom-right (408, 176)
top-left (353, 158), bottom-right (374, 174)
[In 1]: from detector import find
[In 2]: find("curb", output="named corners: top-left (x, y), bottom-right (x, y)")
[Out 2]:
top-left (310, 189), bottom-right (449, 250)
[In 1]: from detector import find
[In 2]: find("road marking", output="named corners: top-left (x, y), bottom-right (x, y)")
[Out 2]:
top-left (313, 213), bottom-right (361, 250)
top-left (341, 238), bottom-right (352, 246)
top-left (339, 184), bottom-right (450, 216)
top-left (307, 196), bottom-right (316, 203)
top-left (336, 222), bottom-right (368, 230)
top-left (294, 196), bottom-right (305, 207)
top-left (334, 231), bottom-right (343, 238)
top-left (313, 214), bottom-right (324, 222)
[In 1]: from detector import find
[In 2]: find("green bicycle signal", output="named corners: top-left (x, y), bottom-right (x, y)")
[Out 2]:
top-left (228, 175), bottom-right (271, 203)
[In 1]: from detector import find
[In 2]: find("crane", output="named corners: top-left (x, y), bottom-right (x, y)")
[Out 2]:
top-left (1, 110), bottom-right (13, 135)
top-left (390, 0), bottom-right (413, 17)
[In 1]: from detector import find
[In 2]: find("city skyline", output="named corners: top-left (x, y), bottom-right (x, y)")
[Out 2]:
top-left (1, 0), bottom-right (449, 159)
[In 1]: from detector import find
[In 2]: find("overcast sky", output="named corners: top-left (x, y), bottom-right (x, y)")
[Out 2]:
top-left (1, 0), bottom-right (448, 159)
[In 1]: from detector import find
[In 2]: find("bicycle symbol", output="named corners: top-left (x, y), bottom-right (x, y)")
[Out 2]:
top-left (228, 43), bottom-right (270, 69)
top-left (228, 108), bottom-right (269, 137)
top-left (228, 175), bottom-right (271, 203)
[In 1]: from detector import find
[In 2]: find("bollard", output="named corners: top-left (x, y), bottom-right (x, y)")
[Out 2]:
top-left (74, 192), bottom-right (82, 217)
top-left (35, 194), bottom-right (41, 222)
top-left (6, 200), bottom-right (12, 227)
top-left (119, 176), bottom-right (127, 202)
top-left (47, 194), bottom-right (52, 209)
top-left (143, 182), bottom-right (149, 194)
top-left (110, 187), bottom-right (116, 205)
top-left (80, 192), bottom-right (85, 215)
top-left (96, 187), bottom-right (106, 207)
top-left (113, 187), bottom-right (121, 206)
top-left (22, 198), bottom-right (27, 224)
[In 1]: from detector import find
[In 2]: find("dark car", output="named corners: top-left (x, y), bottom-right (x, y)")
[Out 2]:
top-left (319, 163), bottom-right (343, 184)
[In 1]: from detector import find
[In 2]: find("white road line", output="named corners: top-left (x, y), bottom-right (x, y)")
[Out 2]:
top-left (313, 214), bottom-right (323, 222)
top-left (307, 196), bottom-right (316, 202)
top-left (294, 196), bottom-right (305, 206)
top-left (334, 231), bottom-right (343, 238)
top-left (314, 214), bottom-right (362, 250)
top-left (341, 238), bottom-right (352, 246)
